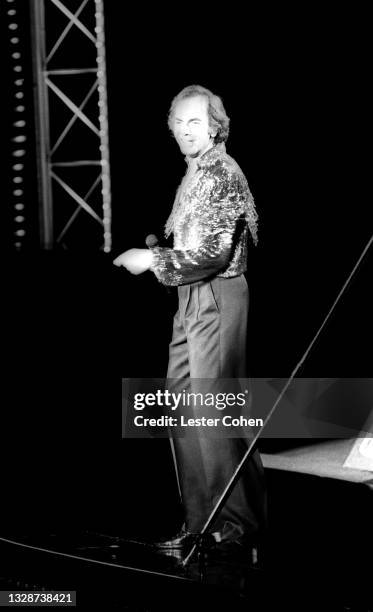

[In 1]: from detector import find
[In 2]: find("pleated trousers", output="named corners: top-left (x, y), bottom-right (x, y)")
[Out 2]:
top-left (166, 274), bottom-right (266, 542)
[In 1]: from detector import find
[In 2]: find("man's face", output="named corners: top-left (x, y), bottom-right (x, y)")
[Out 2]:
top-left (172, 95), bottom-right (215, 158)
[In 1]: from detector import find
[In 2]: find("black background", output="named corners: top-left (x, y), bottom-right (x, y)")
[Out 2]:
top-left (2, 3), bottom-right (372, 541)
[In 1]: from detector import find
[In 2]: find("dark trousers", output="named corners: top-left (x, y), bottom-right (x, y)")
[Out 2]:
top-left (167, 275), bottom-right (266, 542)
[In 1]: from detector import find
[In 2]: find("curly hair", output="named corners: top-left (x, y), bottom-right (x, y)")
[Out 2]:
top-left (167, 84), bottom-right (230, 144)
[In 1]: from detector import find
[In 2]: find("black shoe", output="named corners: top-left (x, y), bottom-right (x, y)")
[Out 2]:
top-left (153, 529), bottom-right (196, 550)
top-left (208, 539), bottom-right (261, 566)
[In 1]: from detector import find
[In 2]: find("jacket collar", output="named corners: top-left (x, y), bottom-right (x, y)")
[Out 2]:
top-left (184, 142), bottom-right (226, 169)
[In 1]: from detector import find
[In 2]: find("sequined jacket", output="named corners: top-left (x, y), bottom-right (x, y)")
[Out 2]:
top-left (151, 143), bottom-right (258, 286)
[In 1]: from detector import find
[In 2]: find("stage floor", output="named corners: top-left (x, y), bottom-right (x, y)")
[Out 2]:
top-left (0, 531), bottom-right (264, 611)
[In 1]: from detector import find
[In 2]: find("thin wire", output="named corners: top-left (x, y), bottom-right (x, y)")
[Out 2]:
top-left (183, 231), bottom-right (373, 567)
top-left (288, 232), bottom-right (373, 378)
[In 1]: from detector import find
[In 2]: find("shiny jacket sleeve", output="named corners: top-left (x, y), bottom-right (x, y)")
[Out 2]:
top-left (150, 171), bottom-right (253, 286)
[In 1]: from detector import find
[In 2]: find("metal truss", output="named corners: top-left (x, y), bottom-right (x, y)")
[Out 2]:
top-left (30, 0), bottom-right (111, 251)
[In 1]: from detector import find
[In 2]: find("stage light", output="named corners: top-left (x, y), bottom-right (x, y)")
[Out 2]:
top-left (6, 0), bottom-right (29, 252)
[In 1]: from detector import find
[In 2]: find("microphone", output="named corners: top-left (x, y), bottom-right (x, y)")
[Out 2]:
top-left (145, 234), bottom-right (159, 249)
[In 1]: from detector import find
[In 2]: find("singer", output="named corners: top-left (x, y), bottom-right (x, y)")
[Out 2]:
top-left (114, 85), bottom-right (266, 555)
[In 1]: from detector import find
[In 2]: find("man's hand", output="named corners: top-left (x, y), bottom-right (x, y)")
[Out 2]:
top-left (113, 248), bottom-right (153, 275)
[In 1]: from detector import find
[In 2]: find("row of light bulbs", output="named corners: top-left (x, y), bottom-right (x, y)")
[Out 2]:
top-left (7, 0), bottom-right (27, 250)
top-left (94, 0), bottom-right (111, 251)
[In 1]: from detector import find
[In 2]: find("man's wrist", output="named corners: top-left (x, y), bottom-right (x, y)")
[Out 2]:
top-left (147, 249), bottom-right (155, 271)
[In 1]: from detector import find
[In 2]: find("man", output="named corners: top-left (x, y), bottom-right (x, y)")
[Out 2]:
top-left (114, 85), bottom-right (266, 554)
